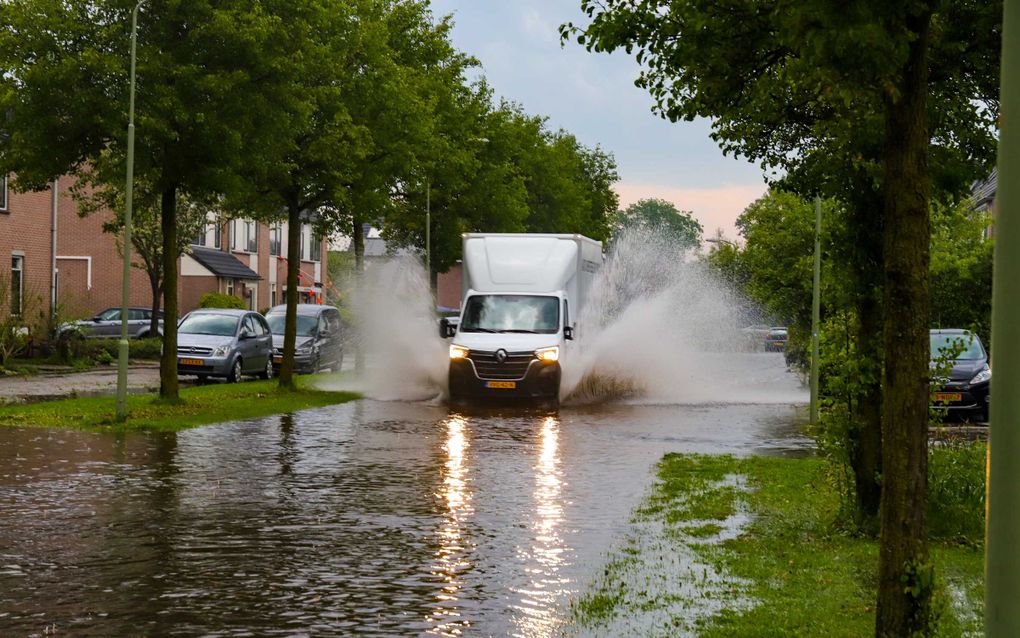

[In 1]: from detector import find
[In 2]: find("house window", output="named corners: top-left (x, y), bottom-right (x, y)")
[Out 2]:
top-left (193, 229), bottom-right (207, 246)
top-left (226, 280), bottom-right (234, 297)
top-left (231, 220), bottom-right (258, 253)
top-left (212, 222), bottom-right (221, 249)
top-left (309, 232), bottom-right (321, 262)
top-left (0, 175), bottom-right (8, 211)
top-left (11, 255), bottom-right (24, 316)
top-left (270, 283), bottom-right (277, 307)
top-left (269, 225), bottom-right (281, 257)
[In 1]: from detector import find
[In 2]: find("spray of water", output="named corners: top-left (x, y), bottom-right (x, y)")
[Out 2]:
top-left (560, 229), bottom-right (805, 406)
top-left (314, 255), bottom-right (448, 402)
top-left (316, 230), bottom-right (805, 407)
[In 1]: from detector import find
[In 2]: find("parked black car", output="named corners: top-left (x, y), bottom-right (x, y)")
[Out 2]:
top-left (265, 304), bottom-right (344, 374)
top-left (60, 307), bottom-right (164, 339)
top-left (930, 329), bottom-right (991, 422)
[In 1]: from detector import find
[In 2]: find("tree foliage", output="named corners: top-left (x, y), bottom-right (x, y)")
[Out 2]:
top-left (617, 198), bottom-right (702, 251)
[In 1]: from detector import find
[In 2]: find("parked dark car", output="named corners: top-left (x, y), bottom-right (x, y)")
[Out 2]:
top-left (61, 307), bottom-right (164, 339)
top-left (265, 304), bottom-right (344, 374)
top-left (765, 327), bottom-right (788, 352)
top-left (176, 309), bottom-right (273, 382)
top-left (930, 329), bottom-right (991, 422)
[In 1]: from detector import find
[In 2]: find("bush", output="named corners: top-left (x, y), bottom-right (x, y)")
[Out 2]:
top-left (198, 292), bottom-right (246, 310)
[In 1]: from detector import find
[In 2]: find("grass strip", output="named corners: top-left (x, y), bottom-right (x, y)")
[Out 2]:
top-left (571, 454), bottom-right (985, 637)
top-left (0, 374), bottom-right (359, 432)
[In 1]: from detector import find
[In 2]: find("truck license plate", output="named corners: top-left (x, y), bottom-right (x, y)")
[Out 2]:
top-left (932, 392), bottom-right (962, 402)
top-left (179, 358), bottom-right (204, 366)
top-left (486, 381), bottom-right (516, 389)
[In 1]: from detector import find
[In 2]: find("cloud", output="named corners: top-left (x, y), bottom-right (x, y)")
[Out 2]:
top-left (614, 181), bottom-right (769, 241)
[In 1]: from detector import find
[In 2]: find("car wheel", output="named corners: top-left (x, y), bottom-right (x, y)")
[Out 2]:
top-left (227, 358), bottom-right (243, 383)
top-left (259, 358), bottom-right (273, 380)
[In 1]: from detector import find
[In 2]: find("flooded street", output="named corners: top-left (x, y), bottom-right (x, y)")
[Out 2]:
top-left (1, 356), bottom-right (808, 637)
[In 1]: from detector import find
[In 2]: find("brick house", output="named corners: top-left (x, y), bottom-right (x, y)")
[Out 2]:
top-left (0, 175), bottom-right (328, 326)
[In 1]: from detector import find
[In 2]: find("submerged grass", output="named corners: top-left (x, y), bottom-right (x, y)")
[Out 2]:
top-left (0, 373), bottom-right (359, 432)
top-left (570, 453), bottom-right (985, 637)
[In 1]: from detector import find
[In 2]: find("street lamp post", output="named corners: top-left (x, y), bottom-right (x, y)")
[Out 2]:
top-left (116, 0), bottom-right (144, 421)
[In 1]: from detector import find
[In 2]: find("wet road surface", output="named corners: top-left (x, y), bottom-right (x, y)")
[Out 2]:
top-left (1, 391), bottom-right (810, 636)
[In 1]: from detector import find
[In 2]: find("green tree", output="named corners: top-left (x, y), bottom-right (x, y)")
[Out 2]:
top-left (617, 198), bottom-right (702, 250)
top-left (73, 176), bottom-right (209, 337)
top-left (565, 0), bottom-right (1000, 632)
top-left (0, 0), bottom-right (301, 401)
top-left (930, 199), bottom-right (994, 343)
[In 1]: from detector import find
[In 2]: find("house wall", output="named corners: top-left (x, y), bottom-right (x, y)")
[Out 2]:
top-left (436, 263), bottom-right (463, 310)
top-left (2, 173), bottom-right (332, 325)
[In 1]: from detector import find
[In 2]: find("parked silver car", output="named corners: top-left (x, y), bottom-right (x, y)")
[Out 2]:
top-left (265, 304), bottom-right (344, 374)
top-left (61, 307), bottom-right (164, 339)
top-left (176, 309), bottom-right (273, 382)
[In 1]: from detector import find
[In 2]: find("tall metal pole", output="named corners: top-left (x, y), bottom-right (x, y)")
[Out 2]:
top-left (425, 178), bottom-right (431, 285)
top-left (986, 0), bottom-right (1020, 632)
top-left (810, 197), bottom-right (821, 425)
top-left (116, 1), bottom-right (143, 421)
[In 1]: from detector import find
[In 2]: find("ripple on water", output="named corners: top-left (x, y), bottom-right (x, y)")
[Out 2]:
top-left (0, 392), bottom-right (811, 636)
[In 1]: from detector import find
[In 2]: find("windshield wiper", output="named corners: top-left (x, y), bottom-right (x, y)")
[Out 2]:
top-left (465, 328), bottom-right (501, 333)
top-left (500, 329), bottom-right (540, 334)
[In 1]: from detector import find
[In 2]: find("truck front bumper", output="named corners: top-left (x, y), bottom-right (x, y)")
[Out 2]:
top-left (449, 358), bottom-right (561, 403)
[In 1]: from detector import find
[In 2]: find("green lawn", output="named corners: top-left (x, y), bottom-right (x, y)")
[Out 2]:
top-left (0, 374), bottom-right (360, 432)
top-left (571, 453), bottom-right (985, 637)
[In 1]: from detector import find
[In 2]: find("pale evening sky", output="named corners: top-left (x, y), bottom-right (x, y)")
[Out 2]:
top-left (428, 0), bottom-right (769, 241)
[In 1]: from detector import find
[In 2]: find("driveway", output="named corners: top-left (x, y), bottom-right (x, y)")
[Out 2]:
top-left (0, 362), bottom-right (163, 404)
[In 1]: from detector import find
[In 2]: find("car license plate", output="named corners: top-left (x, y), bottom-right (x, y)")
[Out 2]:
top-left (932, 392), bottom-right (962, 402)
top-left (273, 356), bottom-right (283, 364)
top-left (486, 381), bottom-right (516, 389)
top-left (179, 358), bottom-right (204, 366)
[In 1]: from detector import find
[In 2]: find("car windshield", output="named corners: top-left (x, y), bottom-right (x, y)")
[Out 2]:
top-left (266, 314), bottom-right (317, 337)
top-left (178, 314), bottom-right (239, 336)
top-left (930, 333), bottom-right (985, 360)
top-left (460, 295), bottom-right (559, 334)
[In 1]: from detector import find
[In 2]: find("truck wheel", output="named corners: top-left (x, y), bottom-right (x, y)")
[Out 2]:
top-left (227, 358), bottom-right (243, 383)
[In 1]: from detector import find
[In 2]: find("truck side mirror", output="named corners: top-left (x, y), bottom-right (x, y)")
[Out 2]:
top-left (564, 326), bottom-right (574, 341)
top-left (439, 318), bottom-right (454, 339)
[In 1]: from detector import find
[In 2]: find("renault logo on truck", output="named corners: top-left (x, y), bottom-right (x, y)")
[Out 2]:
top-left (495, 349), bottom-right (508, 364)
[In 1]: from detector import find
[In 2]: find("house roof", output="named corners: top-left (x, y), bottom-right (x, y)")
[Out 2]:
top-left (189, 245), bottom-right (261, 281)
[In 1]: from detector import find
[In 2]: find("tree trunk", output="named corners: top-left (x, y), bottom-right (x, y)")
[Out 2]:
top-left (853, 290), bottom-right (883, 523)
top-left (159, 187), bottom-right (180, 400)
top-left (278, 204), bottom-right (302, 390)
top-left (848, 191), bottom-right (884, 526)
top-left (875, 7), bottom-right (935, 636)
top-left (352, 216), bottom-right (365, 376)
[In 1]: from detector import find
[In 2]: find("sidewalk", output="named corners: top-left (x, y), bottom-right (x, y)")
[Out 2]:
top-left (0, 362), bottom-right (163, 404)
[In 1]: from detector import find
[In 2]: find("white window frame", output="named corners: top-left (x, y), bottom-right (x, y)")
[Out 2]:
top-left (231, 219), bottom-right (258, 253)
top-left (269, 224), bottom-right (282, 257)
top-left (0, 175), bottom-right (8, 212)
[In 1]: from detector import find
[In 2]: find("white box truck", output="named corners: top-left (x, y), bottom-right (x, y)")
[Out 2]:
top-left (440, 233), bottom-right (603, 405)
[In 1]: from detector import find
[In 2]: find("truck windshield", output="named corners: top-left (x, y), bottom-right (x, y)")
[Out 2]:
top-left (460, 295), bottom-right (560, 334)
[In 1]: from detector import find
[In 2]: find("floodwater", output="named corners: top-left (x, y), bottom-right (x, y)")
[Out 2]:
top-left (0, 354), bottom-right (809, 637)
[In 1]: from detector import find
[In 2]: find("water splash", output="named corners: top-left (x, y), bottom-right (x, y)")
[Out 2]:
top-left (316, 231), bottom-right (806, 407)
top-left (314, 255), bottom-right (448, 401)
top-left (560, 229), bottom-right (805, 406)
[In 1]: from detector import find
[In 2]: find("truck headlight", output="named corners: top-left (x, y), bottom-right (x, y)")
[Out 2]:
top-left (970, 365), bottom-right (991, 385)
top-left (535, 346), bottom-right (559, 362)
top-left (449, 345), bottom-right (469, 360)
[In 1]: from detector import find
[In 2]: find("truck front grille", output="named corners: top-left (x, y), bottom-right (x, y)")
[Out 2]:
top-left (469, 350), bottom-right (535, 380)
